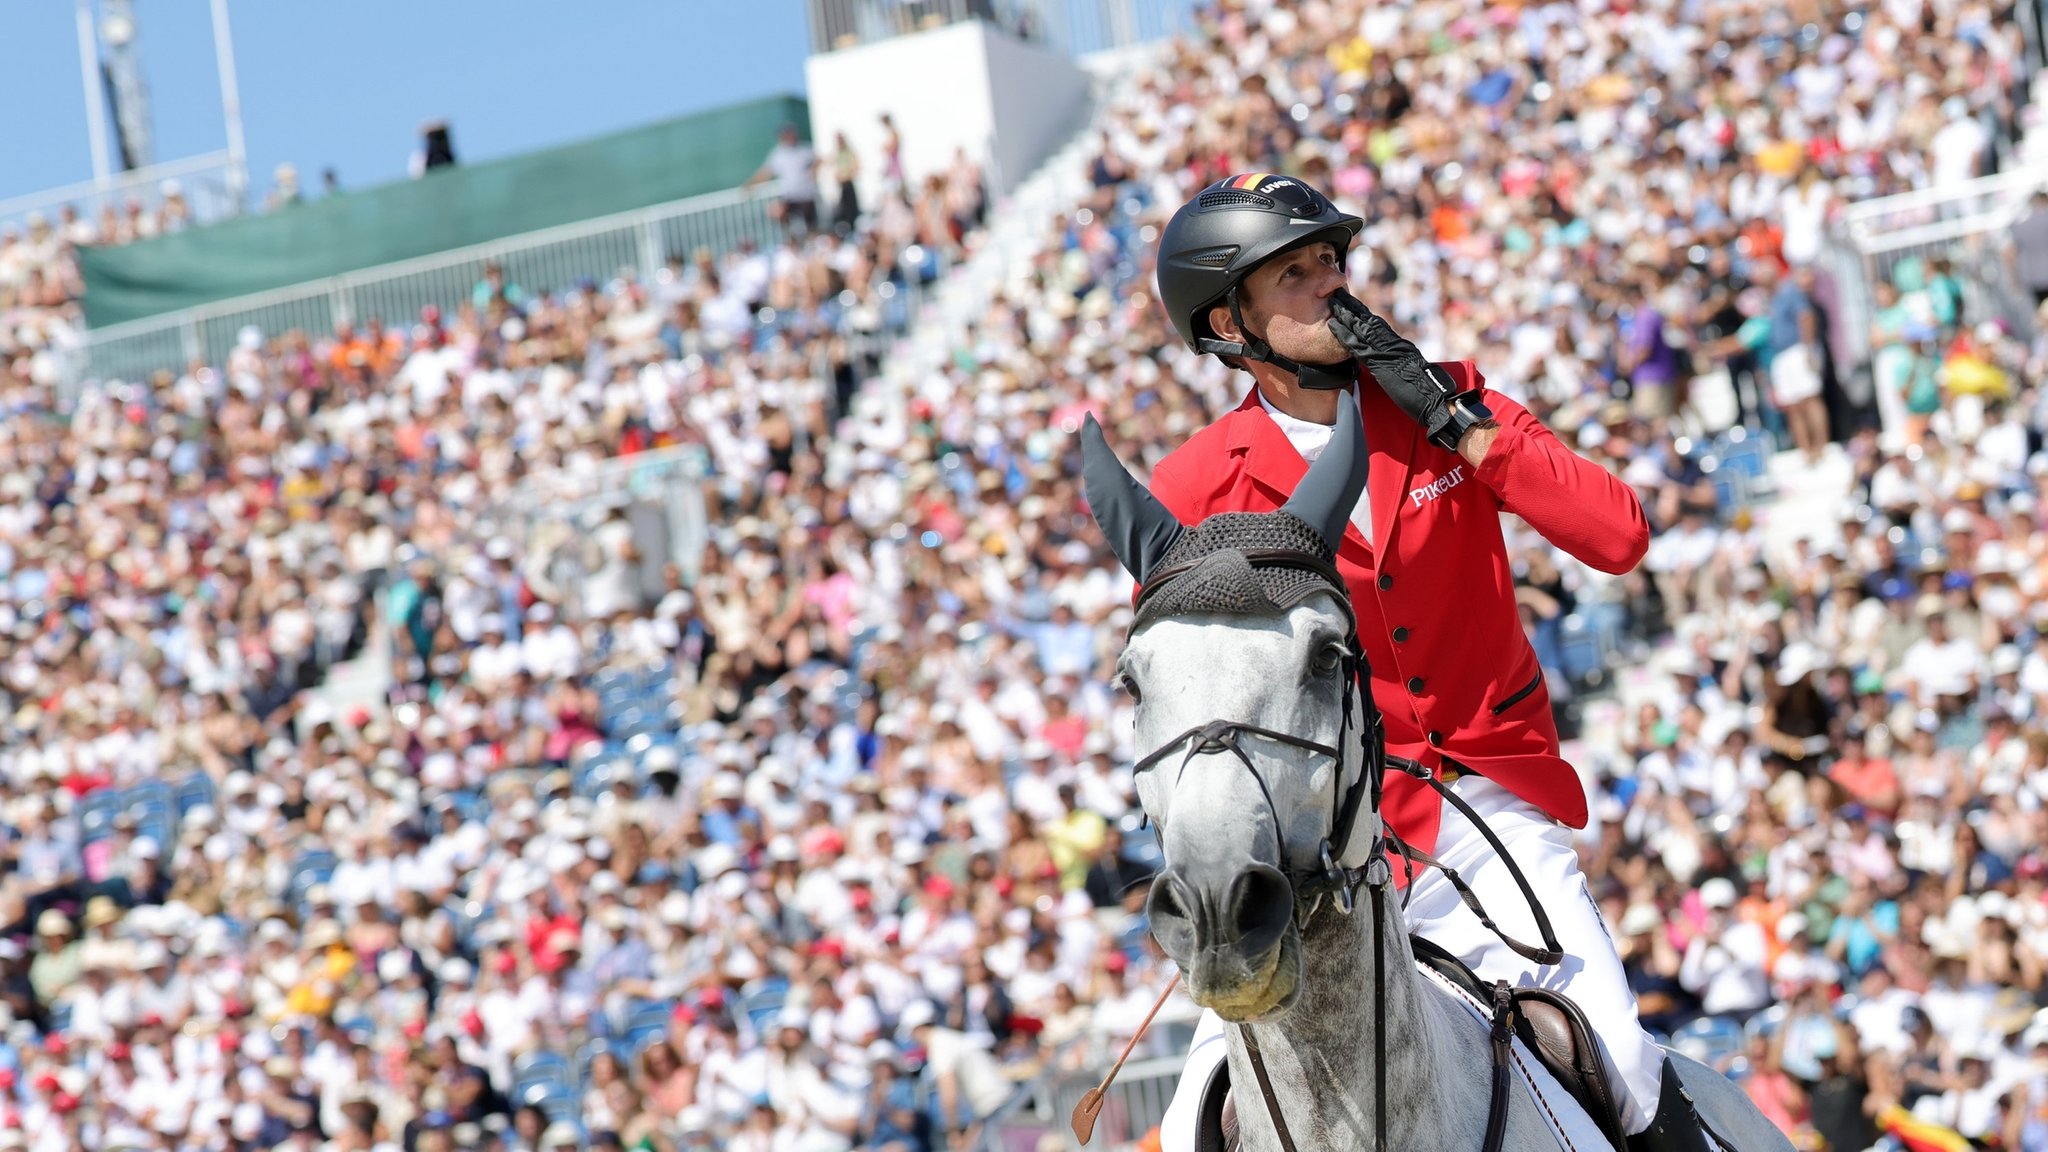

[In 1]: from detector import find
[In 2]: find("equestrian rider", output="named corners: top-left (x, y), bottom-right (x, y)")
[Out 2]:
top-left (1143, 175), bottom-right (1708, 1152)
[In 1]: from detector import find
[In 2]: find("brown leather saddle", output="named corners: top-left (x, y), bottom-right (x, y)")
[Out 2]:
top-left (1192, 936), bottom-right (1628, 1152)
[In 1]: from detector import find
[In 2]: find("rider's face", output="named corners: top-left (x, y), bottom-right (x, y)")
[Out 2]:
top-left (1209, 242), bottom-right (1351, 366)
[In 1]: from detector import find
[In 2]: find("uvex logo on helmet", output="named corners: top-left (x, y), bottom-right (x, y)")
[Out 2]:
top-left (1154, 174), bottom-right (1363, 366)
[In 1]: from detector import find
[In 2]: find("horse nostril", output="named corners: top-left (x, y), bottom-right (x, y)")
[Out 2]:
top-left (1226, 865), bottom-right (1294, 950)
top-left (1146, 869), bottom-right (1200, 958)
top-left (1148, 869), bottom-right (1195, 925)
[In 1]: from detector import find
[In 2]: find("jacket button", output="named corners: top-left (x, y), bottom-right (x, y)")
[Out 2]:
top-left (1378, 574), bottom-right (1394, 590)
top-left (1407, 677), bottom-right (1425, 694)
top-left (1392, 627), bottom-right (1410, 643)
top-left (1428, 731), bottom-right (1443, 747)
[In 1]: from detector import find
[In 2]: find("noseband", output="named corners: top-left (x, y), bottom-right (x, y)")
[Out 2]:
top-left (1132, 693), bottom-right (1389, 926)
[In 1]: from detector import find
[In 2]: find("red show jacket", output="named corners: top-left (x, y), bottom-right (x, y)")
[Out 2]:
top-left (1145, 363), bottom-right (1651, 858)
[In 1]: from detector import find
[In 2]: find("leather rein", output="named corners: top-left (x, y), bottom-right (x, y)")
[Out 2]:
top-left (1087, 552), bottom-right (1566, 1152)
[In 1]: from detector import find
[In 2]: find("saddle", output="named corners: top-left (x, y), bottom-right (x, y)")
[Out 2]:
top-left (1409, 936), bottom-right (1628, 1152)
top-left (1191, 937), bottom-right (1629, 1152)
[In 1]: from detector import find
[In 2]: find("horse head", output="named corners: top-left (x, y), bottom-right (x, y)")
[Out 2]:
top-left (1082, 392), bottom-right (1379, 1023)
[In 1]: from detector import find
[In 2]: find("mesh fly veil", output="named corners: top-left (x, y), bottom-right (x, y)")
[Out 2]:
top-left (1130, 511), bottom-right (1356, 636)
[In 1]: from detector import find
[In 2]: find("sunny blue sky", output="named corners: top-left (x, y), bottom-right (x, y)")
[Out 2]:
top-left (0, 0), bottom-right (814, 204)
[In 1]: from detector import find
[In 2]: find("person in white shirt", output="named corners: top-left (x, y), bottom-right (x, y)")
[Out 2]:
top-left (1900, 603), bottom-right (1983, 706)
top-left (748, 125), bottom-right (820, 236)
top-left (899, 1002), bottom-right (1013, 1141)
top-left (1678, 878), bottom-right (1771, 1016)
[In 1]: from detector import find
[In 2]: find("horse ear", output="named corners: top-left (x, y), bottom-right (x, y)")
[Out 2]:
top-left (1282, 389), bottom-right (1368, 552)
top-left (1080, 414), bottom-right (1183, 582)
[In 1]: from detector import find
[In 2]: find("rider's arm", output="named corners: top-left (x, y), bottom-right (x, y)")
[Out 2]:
top-left (1458, 383), bottom-right (1652, 575)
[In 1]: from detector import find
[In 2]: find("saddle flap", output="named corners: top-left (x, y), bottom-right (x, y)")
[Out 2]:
top-left (1512, 990), bottom-right (1628, 1152)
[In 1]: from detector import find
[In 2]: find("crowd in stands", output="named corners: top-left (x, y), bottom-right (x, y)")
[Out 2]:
top-left (0, 0), bottom-right (2045, 1150)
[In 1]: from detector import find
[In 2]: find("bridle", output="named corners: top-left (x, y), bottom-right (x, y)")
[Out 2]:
top-left (1128, 555), bottom-right (1397, 1152)
top-left (1129, 663), bottom-right (1390, 927)
top-left (1127, 550), bottom-right (1554, 1152)
top-left (1128, 547), bottom-right (1393, 920)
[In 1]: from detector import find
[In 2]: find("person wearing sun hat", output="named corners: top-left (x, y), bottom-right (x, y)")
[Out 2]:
top-left (1760, 642), bottom-right (1833, 765)
top-left (28, 909), bottom-right (81, 1007)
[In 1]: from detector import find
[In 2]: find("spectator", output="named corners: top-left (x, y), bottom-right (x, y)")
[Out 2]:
top-left (1765, 263), bottom-right (1831, 463)
top-left (749, 124), bottom-right (821, 237)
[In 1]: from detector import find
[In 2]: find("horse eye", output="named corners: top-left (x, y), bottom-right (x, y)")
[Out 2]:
top-left (1312, 644), bottom-right (1347, 676)
top-left (1120, 674), bottom-right (1143, 703)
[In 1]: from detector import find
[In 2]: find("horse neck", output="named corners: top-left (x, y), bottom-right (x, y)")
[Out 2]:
top-left (1222, 882), bottom-right (1477, 1152)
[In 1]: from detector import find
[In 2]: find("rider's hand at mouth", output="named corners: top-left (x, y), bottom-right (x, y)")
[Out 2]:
top-left (1326, 291), bottom-right (1462, 441)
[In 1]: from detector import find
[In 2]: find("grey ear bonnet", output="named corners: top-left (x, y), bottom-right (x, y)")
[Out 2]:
top-left (1080, 391), bottom-right (1368, 634)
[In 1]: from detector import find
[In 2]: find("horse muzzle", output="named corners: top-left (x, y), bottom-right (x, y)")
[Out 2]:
top-left (1148, 862), bottom-right (1302, 1020)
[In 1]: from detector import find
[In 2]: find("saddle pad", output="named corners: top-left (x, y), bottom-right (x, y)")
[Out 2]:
top-left (1413, 961), bottom-right (1614, 1152)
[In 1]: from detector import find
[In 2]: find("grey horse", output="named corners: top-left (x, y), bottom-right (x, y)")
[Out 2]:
top-left (1079, 392), bottom-right (1792, 1152)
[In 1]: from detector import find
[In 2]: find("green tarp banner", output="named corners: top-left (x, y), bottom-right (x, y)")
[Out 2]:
top-left (78, 95), bottom-right (807, 327)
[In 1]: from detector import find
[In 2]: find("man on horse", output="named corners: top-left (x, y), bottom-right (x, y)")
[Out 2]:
top-left (1140, 174), bottom-right (1708, 1152)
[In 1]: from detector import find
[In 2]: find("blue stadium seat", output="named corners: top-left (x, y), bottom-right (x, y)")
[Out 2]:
top-left (174, 774), bottom-right (216, 817)
top-left (79, 790), bottom-right (124, 845)
top-left (514, 1052), bottom-right (572, 1095)
top-left (1670, 1016), bottom-right (1744, 1072)
top-left (1557, 615), bottom-right (1605, 685)
top-left (574, 1039), bottom-right (620, 1090)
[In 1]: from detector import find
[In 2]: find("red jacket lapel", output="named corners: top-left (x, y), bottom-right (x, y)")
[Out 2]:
top-left (1225, 385), bottom-right (1419, 564)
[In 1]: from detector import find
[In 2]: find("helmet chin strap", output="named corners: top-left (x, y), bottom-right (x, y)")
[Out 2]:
top-left (1206, 284), bottom-right (1358, 392)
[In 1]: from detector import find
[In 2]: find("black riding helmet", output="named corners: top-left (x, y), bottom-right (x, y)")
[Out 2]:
top-left (1156, 174), bottom-right (1364, 387)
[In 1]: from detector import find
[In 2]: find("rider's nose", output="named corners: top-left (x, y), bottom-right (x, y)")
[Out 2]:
top-left (1148, 863), bottom-right (1293, 957)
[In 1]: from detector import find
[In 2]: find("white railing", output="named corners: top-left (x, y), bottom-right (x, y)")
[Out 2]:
top-left (470, 442), bottom-right (715, 617)
top-left (1839, 164), bottom-right (2046, 249)
top-left (69, 183), bottom-right (789, 396)
top-left (0, 150), bottom-right (242, 235)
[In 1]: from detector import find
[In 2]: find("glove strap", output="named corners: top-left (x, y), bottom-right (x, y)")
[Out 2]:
top-left (1427, 392), bottom-right (1495, 453)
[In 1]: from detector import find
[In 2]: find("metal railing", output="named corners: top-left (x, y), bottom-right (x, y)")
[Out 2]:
top-left (467, 442), bottom-right (714, 620)
top-left (1033, 1054), bottom-right (1184, 1150)
top-left (69, 183), bottom-right (787, 393)
top-left (1838, 163), bottom-right (2047, 248)
top-left (1832, 162), bottom-right (2048, 344)
top-left (0, 150), bottom-right (242, 236)
top-left (805, 0), bottom-right (1193, 57)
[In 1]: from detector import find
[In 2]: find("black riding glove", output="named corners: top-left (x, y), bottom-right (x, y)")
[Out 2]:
top-left (1326, 291), bottom-right (1472, 445)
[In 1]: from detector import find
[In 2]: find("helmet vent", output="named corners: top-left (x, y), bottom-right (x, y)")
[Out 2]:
top-left (1183, 246), bottom-right (1238, 268)
top-left (1197, 188), bottom-right (1275, 210)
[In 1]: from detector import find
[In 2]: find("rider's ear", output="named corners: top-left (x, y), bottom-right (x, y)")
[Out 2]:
top-left (1208, 301), bottom-right (1241, 343)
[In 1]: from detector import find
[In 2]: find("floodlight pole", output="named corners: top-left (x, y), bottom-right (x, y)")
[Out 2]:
top-left (211, 0), bottom-right (249, 213)
top-left (75, 0), bottom-right (113, 193)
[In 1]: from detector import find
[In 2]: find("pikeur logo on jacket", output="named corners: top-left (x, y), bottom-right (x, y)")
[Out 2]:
top-left (1409, 465), bottom-right (1467, 507)
top-left (1141, 362), bottom-right (1651, 862)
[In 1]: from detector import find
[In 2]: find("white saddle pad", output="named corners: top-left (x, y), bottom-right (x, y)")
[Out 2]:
top-left (1414, 961), bottom-right (1618, 1152)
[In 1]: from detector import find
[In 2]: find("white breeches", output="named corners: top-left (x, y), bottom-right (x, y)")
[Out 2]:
top-left (1159, 776), bottom-right (1665, 1151)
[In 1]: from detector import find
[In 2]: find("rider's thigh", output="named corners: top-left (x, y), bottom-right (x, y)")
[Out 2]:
top-left (1405, 777), bottom-right (1665, 1130)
